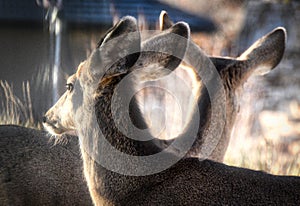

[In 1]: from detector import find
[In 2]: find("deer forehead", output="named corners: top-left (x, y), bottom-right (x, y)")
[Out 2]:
top-left (76, 61), bottom-right (87, 78)
top-left (67, 74), bottom-right (77, 84)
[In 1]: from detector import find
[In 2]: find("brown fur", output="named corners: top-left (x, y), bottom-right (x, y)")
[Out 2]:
top-left (0, 125), bottom-right (92, 206)
top-left (43, 16), bottom-right (300, 205)
top-left (157, 11), bottom-right (286, 162)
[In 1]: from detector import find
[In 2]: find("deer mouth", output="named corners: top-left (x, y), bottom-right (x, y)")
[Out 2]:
top-left (43, 115), bottom-right (77, 137)
top-left (43, 121), bottom-right (64, 135)
top-left (43, 119), bottom-right (72, 137)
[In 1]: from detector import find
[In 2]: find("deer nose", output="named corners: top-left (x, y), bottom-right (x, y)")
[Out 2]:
top-left (42, 116), bottom-right (47, 123)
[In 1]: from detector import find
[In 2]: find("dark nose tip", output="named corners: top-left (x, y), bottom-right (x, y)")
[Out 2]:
top-left (42, 116), bottom-right (47, 123)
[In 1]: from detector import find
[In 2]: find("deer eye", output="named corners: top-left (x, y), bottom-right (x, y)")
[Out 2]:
top-left (66, 83), bottom-right (74, 92)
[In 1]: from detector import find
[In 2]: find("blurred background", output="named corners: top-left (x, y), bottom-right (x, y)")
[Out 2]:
top-left (0, 0), bottom-right (299, 175)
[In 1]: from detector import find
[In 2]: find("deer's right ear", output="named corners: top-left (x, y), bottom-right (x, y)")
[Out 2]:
top-left (215, 27), bottom-right (286, 89)
top-left (238, 27), bottom-right (286, 76)
top-left (87, 16), bottom-right (141, 79)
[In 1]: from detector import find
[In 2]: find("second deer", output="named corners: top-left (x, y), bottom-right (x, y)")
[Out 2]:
top-left (146, 11), bottom-right (287, 161)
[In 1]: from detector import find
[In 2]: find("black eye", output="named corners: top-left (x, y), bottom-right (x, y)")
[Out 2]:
top-left (66, 83), bottom-right (74, 92)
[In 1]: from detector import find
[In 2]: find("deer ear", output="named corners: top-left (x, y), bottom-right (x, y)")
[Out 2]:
top-left (138, 21), bottom-right (190, 76)
top-left (87, 16), bottom-right (141, 78)
top-left (97, 16), bottom-right (139, 47)
top-left (215, 27), bottom-right (286, 89)
top-left (159, 10), bottom-right (173, 31)
top-left (238, 27), bottom-right (286, 76)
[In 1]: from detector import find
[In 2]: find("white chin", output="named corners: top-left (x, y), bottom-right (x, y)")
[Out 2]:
top-left (43, 123), bottom-right (65, 137)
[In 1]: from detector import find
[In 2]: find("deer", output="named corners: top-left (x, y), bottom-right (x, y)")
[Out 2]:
top-left (0, 125), bottom-right (93, 206)
top-left (146, 10), bottom-right (288, 162)
top-left (43, 16), bottom-right (300, 205)
top-left (0, 13), bottom-right (203, 206)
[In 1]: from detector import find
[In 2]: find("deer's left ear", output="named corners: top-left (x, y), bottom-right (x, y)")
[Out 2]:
top-left (137, 21), bottom-right (190, 76)
top-left (87, 16), bottom-right (141, 79)
top-left (159, 10), bottom-right (173, 31)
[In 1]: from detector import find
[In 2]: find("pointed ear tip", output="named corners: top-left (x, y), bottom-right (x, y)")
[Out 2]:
top-left (160, 10), bottom-right (170, 20)
top-left (120, 16), bottom-right (138, 25)
top-left (159, 10), bottom-right (170, 24)
top-left (160, 10), bottom-right (168, 16)
top-left (274, 26), bottom-right (286, 34)
top-left (271, 27), bottom-right (287, 42)
top-left (172, 21), bottom-right (190, 37)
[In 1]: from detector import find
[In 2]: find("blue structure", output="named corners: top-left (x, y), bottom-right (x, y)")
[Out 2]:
top-left (0, 0), bottom-right (216, 32)
top-left (0, 0), bottom-right (44, 22)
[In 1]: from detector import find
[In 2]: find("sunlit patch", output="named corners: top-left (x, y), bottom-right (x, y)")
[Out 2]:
top-left (253, 64), bottom-right (272, 76)
top-left (76, 61), bottom-right (86, 78)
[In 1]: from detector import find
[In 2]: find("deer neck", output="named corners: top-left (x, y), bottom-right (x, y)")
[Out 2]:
top-left (76, 74), bottom-right (166, 205)
top-left (93, 74), bottom-right (163, 156)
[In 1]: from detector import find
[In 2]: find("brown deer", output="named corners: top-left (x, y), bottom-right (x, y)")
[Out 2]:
top-left (0, 125), bottom-right (93, 206)
top-left (153, 10), bottom-right (287, 161)
top-left (1, 14), bottom-right (193, 206)
top-left (43, 16), bottom-right (300, 205)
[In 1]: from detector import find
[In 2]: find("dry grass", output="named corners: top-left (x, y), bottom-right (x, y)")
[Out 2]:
top-left (0, 80), bottom-right (40, 129)
top-left (225, 135), bottom-right (300, 176)
top-left (224, 78), bottom-right (300, 176)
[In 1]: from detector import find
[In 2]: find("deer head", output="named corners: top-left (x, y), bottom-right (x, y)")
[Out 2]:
top-left (43, 16), bottom-right (196, 176)
top-left (43, 17), bottom-right (141, 136)
top-left (158, 11), bottom-right (286, 161)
